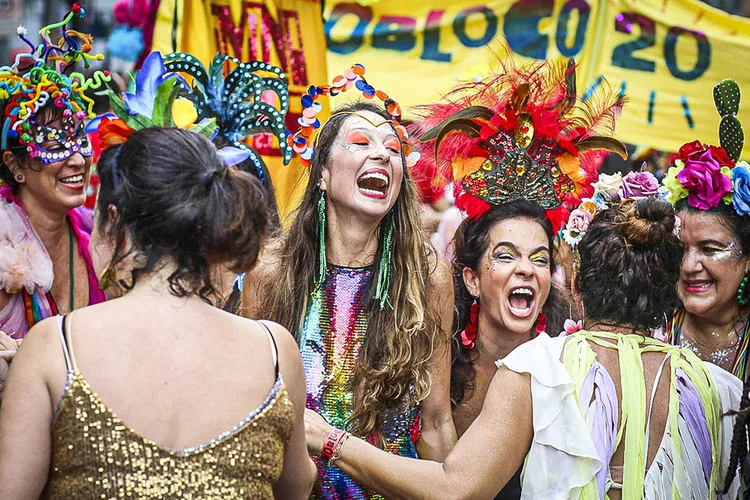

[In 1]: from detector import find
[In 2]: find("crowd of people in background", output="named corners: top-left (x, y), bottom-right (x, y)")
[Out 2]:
top-left (2, 5), bottom-right (750, 500)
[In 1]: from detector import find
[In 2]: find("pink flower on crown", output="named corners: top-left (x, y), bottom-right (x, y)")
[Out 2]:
top-left (676, 147), bottom-right (733, 210)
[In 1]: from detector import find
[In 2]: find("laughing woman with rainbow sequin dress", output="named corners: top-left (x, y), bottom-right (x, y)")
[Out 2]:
top-left (243, 67), bottom-right (456, 498)
top-left (0, 5), bottom-right (109, 396)
top-left (663, 79), bottom-right (750, 382)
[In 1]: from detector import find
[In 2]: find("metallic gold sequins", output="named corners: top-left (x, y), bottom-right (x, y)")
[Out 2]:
top-left (42, 373), bottom-right (293, 499)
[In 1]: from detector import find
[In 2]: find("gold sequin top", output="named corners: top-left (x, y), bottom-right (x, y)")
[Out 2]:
top-left (42, 316), bottom-right (294, 499)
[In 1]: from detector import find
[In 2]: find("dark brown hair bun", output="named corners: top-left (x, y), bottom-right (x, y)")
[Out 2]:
top-left (614, 198), bottom-right (676, 246)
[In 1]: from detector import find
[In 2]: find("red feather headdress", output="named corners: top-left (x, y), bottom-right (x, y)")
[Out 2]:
top-left (410, 57), bottom-right (626, 231)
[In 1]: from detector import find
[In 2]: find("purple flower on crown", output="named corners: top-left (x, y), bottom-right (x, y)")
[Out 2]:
top-left (618, 171), bottom-right (659, 199)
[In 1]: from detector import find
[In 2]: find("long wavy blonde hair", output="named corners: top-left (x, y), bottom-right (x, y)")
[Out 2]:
top-left (261, 102), bottom-right (440, 439)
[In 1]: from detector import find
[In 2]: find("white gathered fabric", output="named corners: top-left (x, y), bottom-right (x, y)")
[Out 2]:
top-left (496, 333), bottom-right (741, 500)
top-left (496, 333), bottom-right (603, 500)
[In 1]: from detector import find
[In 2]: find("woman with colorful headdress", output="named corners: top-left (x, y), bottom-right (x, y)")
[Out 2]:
top-left (660, 80), bottom-right (750, 496)
top-left (242, 65), bottom-right (456, 498)
top-left (660, 80), bottom-right (750, 384)
top-left (0, 5), bottom-right (109, 370)
top-left (0, 51), bottom-right (315, 499)
top-left (304, 60), bottom-right (741, 500)
top-left (403, 56), bottom-right (624, 499)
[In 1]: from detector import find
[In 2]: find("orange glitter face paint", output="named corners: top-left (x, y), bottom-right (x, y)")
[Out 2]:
top-left (345, 131), bottom-right (371, 145)
top-left (384, 137), bottom-right (402, 154)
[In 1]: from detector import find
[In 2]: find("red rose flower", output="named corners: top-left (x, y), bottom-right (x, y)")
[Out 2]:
top-left (708, 145), bottom-right (735, 168)
top-left (678, 140), bottom-right (705, 162)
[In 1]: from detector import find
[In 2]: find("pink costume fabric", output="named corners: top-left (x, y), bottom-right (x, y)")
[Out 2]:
top-left (0, 185), bottom-right (105, 339)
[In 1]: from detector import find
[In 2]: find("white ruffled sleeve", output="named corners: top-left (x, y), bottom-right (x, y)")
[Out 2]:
top-left (496, 333), bottom-right (602, 500)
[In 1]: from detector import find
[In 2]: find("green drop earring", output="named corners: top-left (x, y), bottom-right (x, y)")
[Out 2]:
top-left (315, 193), bottom-right (327, 288)
top-left (373, 212), bottom-right (395, 310)
top-left (737, 271), bottom-right (750, 306)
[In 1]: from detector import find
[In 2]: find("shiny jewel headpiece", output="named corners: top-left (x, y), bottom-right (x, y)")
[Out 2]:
top-left (161, 52), bottom-right (291, 182)
top-left (0, 3), bottom-right (110, 164)
top-left (88, 51), bottom-right (218, 148)
top-left (286, 63), bottom-right (420, 168)
top-left (412, 57), bottom-right (627, 231)
top-left (662, 79), bottom-right (750, 217)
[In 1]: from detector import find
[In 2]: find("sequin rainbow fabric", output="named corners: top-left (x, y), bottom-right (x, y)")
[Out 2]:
top-left (299, 264), bottom-right (420, 499)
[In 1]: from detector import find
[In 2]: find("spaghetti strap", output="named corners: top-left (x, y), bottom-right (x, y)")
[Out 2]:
top-left (257, 321), bottom-right (279, 380)
top-left (56, 315), bottom-right (73, 373)
top-left (62, 312), bottom-right (79, 372)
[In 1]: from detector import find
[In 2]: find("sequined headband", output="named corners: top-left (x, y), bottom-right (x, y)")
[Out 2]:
top-left (286, 64), bottom-right (420, 168)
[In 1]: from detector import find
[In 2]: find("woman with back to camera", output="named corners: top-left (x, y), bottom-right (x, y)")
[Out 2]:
top-left (662, 79), bottom-right (750, 382)
top-left (0, 6), bottom-right (110, 391)
top-left (0, 127), bottom-right (315, 498)
top-left (243, 66), bottom-right (457, 498)
top-left (306, 191), bottom-right (742, 499)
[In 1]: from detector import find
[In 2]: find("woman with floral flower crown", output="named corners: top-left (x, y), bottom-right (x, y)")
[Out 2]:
top-left (242, 66), bottom-right (457, 499)
top-left (660, 80), bottom-right (750, 382)
top-left (0, 6), bottom-right (109, 398)
top-left (659, 79), bottom-right (750, 496)
top-left (306, 183), bottom-right (742, 499)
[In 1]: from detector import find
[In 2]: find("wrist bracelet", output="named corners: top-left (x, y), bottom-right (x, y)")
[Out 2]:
top-left (329, 431), bottom-right (350, 466)
top-left (321, 428), bottom-right (347, 463)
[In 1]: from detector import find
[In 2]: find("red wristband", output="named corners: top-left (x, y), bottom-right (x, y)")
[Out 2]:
top-left (321, 428), bottom-right (347, 462)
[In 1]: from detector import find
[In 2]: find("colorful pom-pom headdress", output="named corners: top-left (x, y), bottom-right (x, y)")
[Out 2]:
top-left (661, 79), bottom-right (750, 216)
top-left (412, 57), bottom-right (627, 231)
top-left (0, 3), bottom-right (110, 165)
top-left (286, 63), bottom-right (420, 168)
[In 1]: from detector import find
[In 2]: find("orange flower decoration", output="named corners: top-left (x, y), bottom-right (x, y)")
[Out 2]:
top-left (98, 116), bottom-right (133, 148)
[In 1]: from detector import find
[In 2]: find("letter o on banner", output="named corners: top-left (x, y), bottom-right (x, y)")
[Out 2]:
top-left (453, 6), bottom-right (498, 48)
top-left (325, 4), bottom-right (373, 55)
top-left (556, 0), bottom-right (590, 57)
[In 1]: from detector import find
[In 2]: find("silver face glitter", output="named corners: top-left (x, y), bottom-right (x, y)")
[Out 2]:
top-left (712, 238), bottom-right (743, 263)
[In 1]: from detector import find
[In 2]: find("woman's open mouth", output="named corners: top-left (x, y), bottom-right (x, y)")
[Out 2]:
top-left (507, 286), bottom-right (536, 319)
top-left (357, 168), bottom-right (390, 200)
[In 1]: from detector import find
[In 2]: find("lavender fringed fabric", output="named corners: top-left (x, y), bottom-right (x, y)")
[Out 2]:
top-left (497, 331), bottom-right (742, 499)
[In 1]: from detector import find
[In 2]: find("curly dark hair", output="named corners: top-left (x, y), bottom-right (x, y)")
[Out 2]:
top-left (450, 200), bottom-right (560, 407)
top-left (96, 127), bottom-right (268, 305)
top-left (576, 197), bottom-right (683, 331)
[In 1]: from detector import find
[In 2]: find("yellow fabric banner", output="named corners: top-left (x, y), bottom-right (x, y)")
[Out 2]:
top-left (325, 0), bottom-right (750, 157)
top-left (150, 0), bottom-right (329, 218)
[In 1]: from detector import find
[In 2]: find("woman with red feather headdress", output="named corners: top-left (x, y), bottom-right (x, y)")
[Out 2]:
top-left (304, 56), bottom-right (741, 500)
